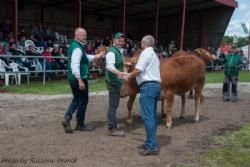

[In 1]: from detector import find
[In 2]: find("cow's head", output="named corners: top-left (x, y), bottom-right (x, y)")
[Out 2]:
top-left (120, 52), bottom-right (140, 98)
top-left (195, 48), bottom-right (216, 64)
top-left (123, 51), bottom-right (140, 73)
top-left (95, 46), bottom-right (108, 55)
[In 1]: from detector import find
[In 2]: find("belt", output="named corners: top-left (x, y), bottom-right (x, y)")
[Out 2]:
top-left (139, 81), bottom-right (160, 87)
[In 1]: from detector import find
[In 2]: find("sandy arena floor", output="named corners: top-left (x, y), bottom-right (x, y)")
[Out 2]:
top-left (0, 83), bottom-right (250, 167)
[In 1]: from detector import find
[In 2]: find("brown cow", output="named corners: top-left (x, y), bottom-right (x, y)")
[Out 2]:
top-left (121, 48), bottom-right (215, 128)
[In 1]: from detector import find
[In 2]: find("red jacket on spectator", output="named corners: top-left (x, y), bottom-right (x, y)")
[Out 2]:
top-left (42, 49), bottom-right (54, 62)
top-left (0, 45), bottom-right (5, 55)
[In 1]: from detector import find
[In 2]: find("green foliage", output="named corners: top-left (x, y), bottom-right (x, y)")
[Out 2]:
top-left (222, 36), bottom-right (234, 44)
top-left (222, 35), bottom-right (248, 47)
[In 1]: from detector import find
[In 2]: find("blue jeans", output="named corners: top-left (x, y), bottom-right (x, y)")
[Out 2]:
top-left (139, 82), bottom-right (160, 150)
top-left (65, 79), bottom-right (89, 127)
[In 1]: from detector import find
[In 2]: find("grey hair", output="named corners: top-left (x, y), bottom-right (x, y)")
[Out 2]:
top-left (142, 35), bottom-right (155, 47)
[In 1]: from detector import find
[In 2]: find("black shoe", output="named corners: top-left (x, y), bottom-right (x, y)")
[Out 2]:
top-left (62, 120), bottom-right (73, 133)
top-left (108, 129), bottom-right (125, 137)
top-left (139, 149), bottom-right (159, 156)
top-left (75, 125), bottom-right (94, 131)
top-left (137, 144), bottom-right (146, 150)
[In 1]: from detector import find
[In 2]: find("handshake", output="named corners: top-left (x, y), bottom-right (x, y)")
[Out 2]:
top-left (116, 71), bottom-right (131, 82)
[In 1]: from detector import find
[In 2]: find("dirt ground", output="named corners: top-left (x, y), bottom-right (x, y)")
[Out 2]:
top-left (0, 83), bottom-right (250, 167)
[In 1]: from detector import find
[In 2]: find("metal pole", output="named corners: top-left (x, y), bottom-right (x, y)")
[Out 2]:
top-left (76, 0), bottom-right (82, 27)
top-left (180, 0), bottom-right (186, 51)
top-left (154, 0), bottom-right (159, 43)
top-left (13, 0), bottom-right (18, 43)
top-left (43, 59), bottom-right (46, 85)
top-left (121, 0), bottom-right (126, 33)
top-left (248, 23), bottom-right (250, 68)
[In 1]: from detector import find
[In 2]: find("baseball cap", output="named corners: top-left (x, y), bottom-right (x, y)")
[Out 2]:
top-left (113, 32), bottom-right (126, 39)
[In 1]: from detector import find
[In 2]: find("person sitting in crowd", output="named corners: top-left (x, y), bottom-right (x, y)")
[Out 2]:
top-left (42, 46), bottom-right (55, 80)
top-left (86, 43), bottom-right (94, 54)
top-left (52, 44), bottom-right (66, 71)
top-left (26, 44), bottom-right (43, 72)
top-left (7, 42), bottom-right (32, 70)
top-left (0, 42), bottom-right (6, 55)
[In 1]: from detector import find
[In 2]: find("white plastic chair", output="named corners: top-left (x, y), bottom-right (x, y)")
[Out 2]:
top-left (9, 62), bottom-right (30, 85)
top-left (24, 40), bottom-right (42, 54)
top-left (0, 59), bottom-right (17, 86)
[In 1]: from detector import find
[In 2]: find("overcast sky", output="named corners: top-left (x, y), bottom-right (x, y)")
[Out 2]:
top-left (224, 0), bottom-right (250, 37)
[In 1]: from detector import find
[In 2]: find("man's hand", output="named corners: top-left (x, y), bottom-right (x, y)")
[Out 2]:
top-left (123, 73), bottom-right (130, 82)
top-left (95, 51), bottom-right (105, 59)
top-left (78, 79), bottom-right (85, 90)
top-left (116, 71), bottom-right (126, 79)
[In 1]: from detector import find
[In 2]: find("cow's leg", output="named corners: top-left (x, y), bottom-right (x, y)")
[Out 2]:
top-left (126, 94), bottom-right (136, 125)
top-left (161, 99), bottom-right (166, 118)
top-left (179, 94), bottom-right (186, 120)
top-left (159, 90), bottom-right (166, 118)
top-left (188, 90), bottom-right (194, 98)
top-left (194, 87), bottom-right (202, 122)
top-left (166, 89), bottom-right (174, 128)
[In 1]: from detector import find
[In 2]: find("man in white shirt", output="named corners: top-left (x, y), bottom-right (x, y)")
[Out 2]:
top-left (124, 35), bottom-right (161, 156)
top-left (105, 32), bottom-right (126, 137)
top-left (62, 27), bottom-right (104, 133)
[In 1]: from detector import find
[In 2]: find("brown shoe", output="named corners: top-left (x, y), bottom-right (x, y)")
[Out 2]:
top-left (75, 125), bottom-right (94, 131)
top-left (108, 129), bottom-right (125, 137)
top-left (139, 149), bottom-right (159, 156)
top-left (62, 120), bottom-right (73, 133)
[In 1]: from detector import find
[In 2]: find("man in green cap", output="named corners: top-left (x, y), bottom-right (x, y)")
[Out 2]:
top-left (105, 32), bottom-right (126, 137)
top-left (222, 45), bottom-right (242, 102)
top-left (62, 27), bottom-right (104, 133)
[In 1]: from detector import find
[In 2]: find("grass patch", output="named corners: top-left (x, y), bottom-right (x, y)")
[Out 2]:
top-left (198, 123), bottom-right (250, 167)
top-left (206, 71), bottom-right (250, 83)
top-left (1, 79), bottom-right (107, 95)
top-left (1, 71), bottom-right (250, 94)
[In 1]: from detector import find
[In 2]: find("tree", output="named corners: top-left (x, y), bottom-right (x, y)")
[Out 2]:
top-left (221, 35), bottom-right (248, 47)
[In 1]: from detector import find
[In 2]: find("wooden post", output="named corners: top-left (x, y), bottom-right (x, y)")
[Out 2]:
top-left (154, 0), bottom-right (159, 43)
top-left (180, 0), bottom-right (186, 51)
top-left (13, 0), bottom-right (18, 43)
top-left (121, 0), bottom-right (126, 33)
top-left (76, 0), bottom-right (81, 27)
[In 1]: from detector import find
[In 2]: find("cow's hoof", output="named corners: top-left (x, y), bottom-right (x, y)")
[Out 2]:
top-left (126, 119), bottom-right (133, 126)
top-left (194, 118), bottom-right (199, 123)
top-left (166, 123), bottom-right (172, 129)
top-left (179, 116), bottom-right (185, 120)
top-left (161, 113), bottom-right (166, 119)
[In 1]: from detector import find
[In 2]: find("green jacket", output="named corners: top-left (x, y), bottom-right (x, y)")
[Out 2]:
top-left (67, 40), bottom-right (89, 81)
top-left (105, 45), bottom-right (124, 85)
top-left (223, 53), bottom-right (242, 77)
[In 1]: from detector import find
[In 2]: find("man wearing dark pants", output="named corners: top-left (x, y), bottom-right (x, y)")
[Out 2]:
top-left (222, 45), bottom-right (242, 102)
top-left (105, 32), bottom-right (126, 137)
top-left (124, 35), bottom-right (161, 156)
top-left (62, 27), bottom-right (104, 133)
